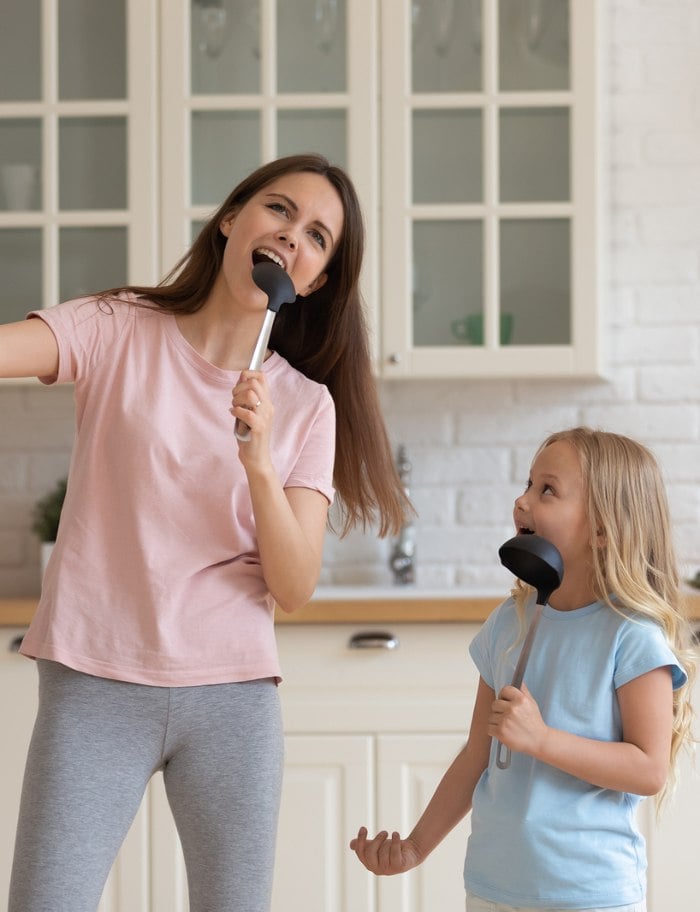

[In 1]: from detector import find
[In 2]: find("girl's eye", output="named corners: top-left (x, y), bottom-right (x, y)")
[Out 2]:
top-left (542, 483), bottom-right (554, 495)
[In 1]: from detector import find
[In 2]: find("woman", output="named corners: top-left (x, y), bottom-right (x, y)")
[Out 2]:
top-left (3, 153), bottom-right (410, 912)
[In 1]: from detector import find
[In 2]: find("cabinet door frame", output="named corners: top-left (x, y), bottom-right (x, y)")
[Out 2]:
top-left (379, 0), bottom-right (602, 378)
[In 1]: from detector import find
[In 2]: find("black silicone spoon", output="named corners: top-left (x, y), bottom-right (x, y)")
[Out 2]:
top-left (495, 534), bottom-right (564, 769)
top-left (234, 262), bottom-right (297, 441)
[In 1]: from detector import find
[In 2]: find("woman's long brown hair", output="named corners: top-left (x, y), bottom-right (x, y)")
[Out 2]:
top-left (101, 153), bottom-right (411, 537)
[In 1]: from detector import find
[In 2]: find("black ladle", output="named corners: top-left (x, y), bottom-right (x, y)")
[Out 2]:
top-left (495, 534), bottom-right (564, 769)
top-left (234, 262), bottom-right (297, 442)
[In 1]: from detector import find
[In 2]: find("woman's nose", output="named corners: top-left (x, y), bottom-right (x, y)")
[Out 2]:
top-left (276, 230), bottom-right (296, 250)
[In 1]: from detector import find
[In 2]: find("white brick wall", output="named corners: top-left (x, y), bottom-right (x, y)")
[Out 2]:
top-left (1, 1), bottom-right (699, 597)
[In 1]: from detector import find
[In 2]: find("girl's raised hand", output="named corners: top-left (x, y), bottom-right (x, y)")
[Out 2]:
top-left (350, 826), bottom-right (422, 875)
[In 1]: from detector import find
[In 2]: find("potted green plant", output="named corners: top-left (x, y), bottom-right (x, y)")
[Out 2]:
top-left (32, 477), bottom-right (67, 575)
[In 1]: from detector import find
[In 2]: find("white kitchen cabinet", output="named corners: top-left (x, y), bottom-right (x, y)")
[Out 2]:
top-left (275, 623), bottom-right (476, 911)
top-left (2, 0), bottom-right (601, 380)
top-left (145, 623), bottom-right (476, 911)
top-left (380, 0), bottom-right (601, 377)
top-left (271, 735), bottom-right (375, 910)
top-left (3, 624), bottom-right (699, 910)
top-left (376, 734), bottom-right (472, 911)
top-left (0, 0), bottom-right (159, 318)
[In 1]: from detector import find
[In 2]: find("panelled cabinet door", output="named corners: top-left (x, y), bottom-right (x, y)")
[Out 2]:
top-left (271, 735), bottom-right (375, 912)
top-left (376, 734), bottom-right (470, 912)
top-left (0, 0), bottom-right (158, 324)
top-left (380, 0), bottom-right (601, 378)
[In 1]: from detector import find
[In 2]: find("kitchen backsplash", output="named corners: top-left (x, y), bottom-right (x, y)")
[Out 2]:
top-left (1, 0), bottom-right (699, 597)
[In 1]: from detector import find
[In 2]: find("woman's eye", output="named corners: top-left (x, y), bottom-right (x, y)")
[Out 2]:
top-left (267, 202), bottom-right (288, 215)
top-left (309, 228), bottom-right (326, 249)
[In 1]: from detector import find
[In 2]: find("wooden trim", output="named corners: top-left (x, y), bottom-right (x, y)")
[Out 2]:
top-left (3, 593), bottom-right (700, 629)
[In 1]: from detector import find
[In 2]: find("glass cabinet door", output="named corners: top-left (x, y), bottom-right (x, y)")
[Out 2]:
top-left (161, 0), bottom-right (377, 306)
top-left (0, 0), bottom-right (157, 323)
top-left (381, 0), bottom-right (600, 377)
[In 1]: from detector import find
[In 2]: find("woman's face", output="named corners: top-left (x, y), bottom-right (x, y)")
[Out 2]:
top-left (218, 171), bottom-right (345, 309)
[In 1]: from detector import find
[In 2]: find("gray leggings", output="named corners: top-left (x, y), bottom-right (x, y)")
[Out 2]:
top-left (9, 660), bottom-right (284, 912)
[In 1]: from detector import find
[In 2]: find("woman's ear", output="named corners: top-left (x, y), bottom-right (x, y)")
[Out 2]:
top-left (220, 211), bottom-right (237, 237)
top-left (298, 272), bottom-right (328, 298)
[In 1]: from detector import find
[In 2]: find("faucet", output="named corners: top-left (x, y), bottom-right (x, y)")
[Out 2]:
top-left (389, 445), bottom-right (416, 584)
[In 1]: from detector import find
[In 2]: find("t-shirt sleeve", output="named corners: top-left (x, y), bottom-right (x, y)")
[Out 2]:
top-left (283, 386), bottom-right (336, 505)
top-left (469, 599), bottom-right (511, 689)
top-left (614, 617), bottom-right (688, 691)
top-left (28, 296), bottom-right (132, 385)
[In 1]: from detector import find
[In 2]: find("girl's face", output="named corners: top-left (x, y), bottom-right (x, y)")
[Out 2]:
top-left (218, 171), bottom-right (344, 308)
top-left (513, 440), bottom-right (595, 586)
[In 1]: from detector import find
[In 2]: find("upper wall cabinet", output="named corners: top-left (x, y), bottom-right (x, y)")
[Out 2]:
top-left (159, 0), bottom-right (380, 311)
top-left (380, 0), bottom-right (601, 377)
top-left (0, 0), bottom-right (159, 322)
top-left (0, 0), bottom-right (600, 380)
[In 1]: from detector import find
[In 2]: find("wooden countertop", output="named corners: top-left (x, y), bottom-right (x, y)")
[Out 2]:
top-left (2, 592), bottom-right (700, 628)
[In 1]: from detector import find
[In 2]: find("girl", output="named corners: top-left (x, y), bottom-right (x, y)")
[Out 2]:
top-left (2, 153), bottom-right (410, 912)
top-left (351, 427), bottom-right (695, 912)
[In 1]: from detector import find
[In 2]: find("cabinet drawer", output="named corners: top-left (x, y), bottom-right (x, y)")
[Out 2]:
top-left (276, 623), bottom-right (479, 734)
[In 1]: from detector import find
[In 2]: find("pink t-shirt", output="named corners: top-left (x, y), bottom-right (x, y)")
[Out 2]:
top-left (20, 295), bottom-right (335, 686)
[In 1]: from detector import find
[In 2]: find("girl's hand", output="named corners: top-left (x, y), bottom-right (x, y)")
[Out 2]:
top-left (488, 683), bottom-right (549, 758)
top-left (350, 827), bottom-right (423, 876)
top-left (231, 370), bottom-right (273, 458)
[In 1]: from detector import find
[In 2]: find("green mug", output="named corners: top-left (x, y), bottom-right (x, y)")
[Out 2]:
top-left (451, 313), bottom-right (513, 345)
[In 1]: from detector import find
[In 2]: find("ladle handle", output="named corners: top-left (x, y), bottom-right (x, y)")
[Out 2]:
top-left (496, 741), bottom-right (512, 770)
top-left (234, 310), bottom-right (276, 442)
top-left (495, 603), bottom-right (544, 770)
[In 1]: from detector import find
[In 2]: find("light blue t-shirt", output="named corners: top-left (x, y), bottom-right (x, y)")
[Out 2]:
top-left (465, 595), bottom-right (687, 909)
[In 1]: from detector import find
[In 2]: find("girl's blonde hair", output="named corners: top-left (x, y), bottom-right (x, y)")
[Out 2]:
top-left (513, 426), bottom-right (695, 806)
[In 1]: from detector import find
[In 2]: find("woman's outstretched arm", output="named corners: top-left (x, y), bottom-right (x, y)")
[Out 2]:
top-left (0, 318), bottom-right (59, 379)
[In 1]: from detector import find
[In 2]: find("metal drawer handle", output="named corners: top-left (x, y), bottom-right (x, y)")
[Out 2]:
top-left (348, 631), bottom-right (399, 650)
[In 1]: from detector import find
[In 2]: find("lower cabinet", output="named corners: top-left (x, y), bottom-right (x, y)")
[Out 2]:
top-left (147, 622), bottom-right (476, 912)
top-left (2, 625), bottom-right (698, 911)
top-left (271, 733), bottom-right (471, 912)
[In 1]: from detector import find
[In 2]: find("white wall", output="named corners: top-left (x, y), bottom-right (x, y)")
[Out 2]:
top-left (1, 0), bottom-right (699, 598)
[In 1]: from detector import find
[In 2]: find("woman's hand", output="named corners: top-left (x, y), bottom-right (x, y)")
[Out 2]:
top-left (231, 369), bottom-right (273, 459)
top-left (488, 683), bottom-right (549, 758)
top-left (350, 827), bottom-right (423, 876)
